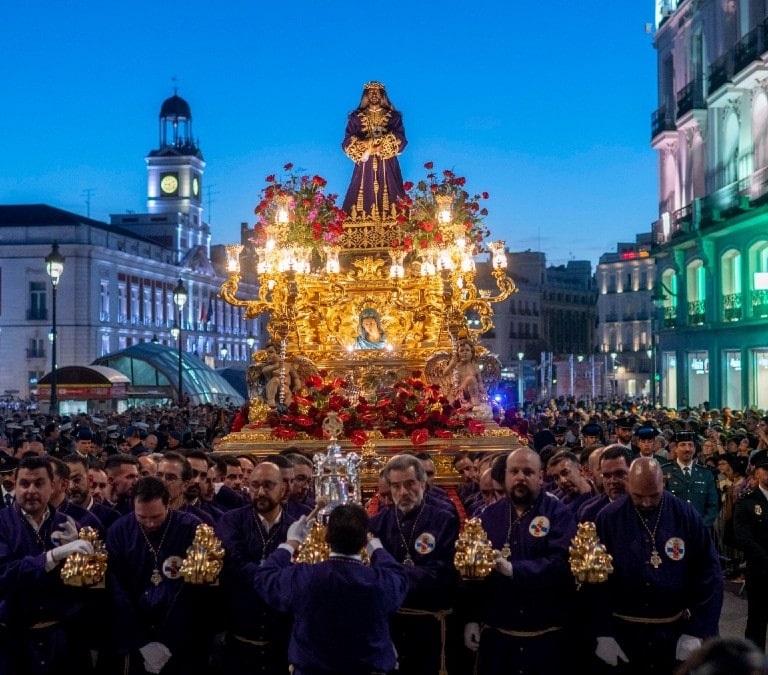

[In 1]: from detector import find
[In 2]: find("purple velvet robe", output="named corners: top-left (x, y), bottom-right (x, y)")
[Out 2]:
top-left (341, 107), bottom-right (407, 220)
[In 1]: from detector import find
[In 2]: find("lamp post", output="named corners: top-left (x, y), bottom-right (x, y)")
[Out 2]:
top-left (219, 345), bottom-right (228, 366)
top-left (45, 243), bottom-right (65, 415)
top-left (172, 279), bottom-right (188, 406)
top-left (651, 285), bottom-right (667, 409)
top-left (610, 351), bottom-right (618, 399)
top-left (517, 351), bottom-right (525, 408)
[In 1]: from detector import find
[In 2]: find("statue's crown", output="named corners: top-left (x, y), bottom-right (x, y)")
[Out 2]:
top-left (364, 81), bottom-right (385, 91)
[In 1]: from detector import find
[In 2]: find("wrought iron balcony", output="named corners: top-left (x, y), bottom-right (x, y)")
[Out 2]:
top-left (723, 293), bottom-right (743, 322)
top-left (663, 306), bottom-right (677, 328)
top-left (688, 300), bottom-right (706, 325)
top-left (753, 290), bottom-right (768, 318)
top-left (651, 104), bottom-right (676, 139)
top-left (676, 78), bottom-right (705, 118)
top-left (734, 26), bottom-right (762, 73)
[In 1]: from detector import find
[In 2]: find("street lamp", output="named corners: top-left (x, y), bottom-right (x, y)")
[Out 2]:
top-left (651, 285), bottom-right (667, 408)
top-left (45, 243), bottom-right (65, 415)
top-left (517, 351), bottom-right (525, 408)
top-left (172, 279), bottom-right (188, 406)
top-left (610, 351), bottom-right (618, 399)
top-left (219, 346), bottom-right (228, 365)
top-left (246, 333), bottom-right (255, 351)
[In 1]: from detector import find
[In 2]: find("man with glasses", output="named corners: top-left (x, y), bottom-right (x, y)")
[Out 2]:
top-left (215, 461), bottom-right (295, 674)
top-left (155, 451), bottom-right (214, 526)
top-left (286, 452), bottom-right (316, 510)
top-left (577, 445), bottom-right (633, 523)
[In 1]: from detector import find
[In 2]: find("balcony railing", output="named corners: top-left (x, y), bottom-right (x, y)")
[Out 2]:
top-left (688, 300), bottom-right (706, 325)
top-left (663, 306), bottom-right (677, 328)
top-left (651, 103), bottom-right (676, 139)
top-left (723, 292), bottom-right (743, 322)
top-left (676, 77), bottom-right (705, 118)
top-left (708, 51), bottom-right (731, 95)
top-left (734, 26), bottom-right (762, 73)
top-left (753, 290), bottom-right (768, 318)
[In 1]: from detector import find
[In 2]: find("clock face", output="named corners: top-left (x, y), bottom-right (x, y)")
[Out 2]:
top-left (160, 173), bottom-right (179, 195)
top-left (192, 176), bottom-right (200, 197)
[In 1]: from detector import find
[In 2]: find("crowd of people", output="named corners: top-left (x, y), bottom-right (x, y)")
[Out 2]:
top-left (1, 399), bottom-right (767, 674)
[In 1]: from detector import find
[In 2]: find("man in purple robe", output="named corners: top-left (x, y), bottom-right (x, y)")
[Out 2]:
top-left (0, 455), bottom-right (95, 674)
top-left (342, 81), bottom-right (407, 221)
top-left (256, 503), bottom-right (408, 675)
top-left (105, 476), bottom-right (209, 674)
top-left (592, 457), bottom-right (723, 672)
top-left (214, 461), bottom-right (295, 674)
top-left (464, 447), bottom-right (578, 675)
top-left (369, 454), bottom-right (459, 675)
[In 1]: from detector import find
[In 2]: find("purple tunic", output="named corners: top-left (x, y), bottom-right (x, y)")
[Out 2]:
top-left (255, 547), bottom-right (408, 674)
top-left (341, 107), bottom-right (407, 220)
top-left (106, 509), bottom-right (207, 659)
top-left (369, 501), bottom-right (459, 610)
top-left (214, 505), bottom-right (295, 640)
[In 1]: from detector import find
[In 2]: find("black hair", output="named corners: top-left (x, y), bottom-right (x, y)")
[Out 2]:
top-left (325, 503), bottom-right (369, 555)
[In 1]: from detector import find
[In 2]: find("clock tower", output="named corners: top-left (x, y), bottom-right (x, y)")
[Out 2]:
top-left (146, 90), bottom-right (205, 227)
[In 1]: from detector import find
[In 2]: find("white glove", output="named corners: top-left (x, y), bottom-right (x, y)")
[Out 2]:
top-left (464, 622), bottom-right (481, 651)
top-left (50, 539), bottom-right (94, 563)
top-left (494, 551), bottom-right (513, 577)
top-left (675, 634), bottom-right (702, 661)
top-left (286, 515), bottom-right (314, 545)
top-left (139, 641), bottom-right (172, 673)
top-left (595, 636), bottom-right (629, 666)
top-left (50, 517), bottom-right (78, 546)
top-left (366, 537), bottom-right (383, 556)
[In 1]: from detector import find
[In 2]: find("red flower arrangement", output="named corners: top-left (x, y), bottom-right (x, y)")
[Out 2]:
top-left (252, 163), bottom-right (346, 252)
top-left (393, 162), bottom-right (491, 253)
top-left (261, 370), bottom-right (488, 445)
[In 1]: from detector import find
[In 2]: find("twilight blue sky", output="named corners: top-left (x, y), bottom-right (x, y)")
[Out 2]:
top-left (1, 1), bottom-right (659, 269)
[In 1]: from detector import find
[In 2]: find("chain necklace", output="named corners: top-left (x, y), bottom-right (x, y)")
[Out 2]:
top-left (394, 501), bottom-right (426, 566)
top-left (501, 501), bottom-right (535, 560)
top-left (633, 496), bottom-right (665, 569)
top-left (252, 508), bottom-right (282, 563)
top-left (138, 511), bottom-right (173, 585)
top-left (17, 504), bottom-right (52, 551)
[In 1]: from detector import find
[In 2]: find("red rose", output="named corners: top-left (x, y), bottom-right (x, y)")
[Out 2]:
top-left (424, 162), bottom-right (434, 170)
top-left (294, 415), bottom-right (314, 428)
top-left (467, 420), bottom-right (486, 435)
top-left (350, 430), bottom-right (368, 447)
top-left (403, 181), bottom-right (414, 191)
top-left (328, 395), bottom-right (346, 411)
top-left (284, 163), bottom-right (293, 171)
top-left (265, 174), bottom-right (275, 182)
top-left (410, 428), bottom-right (429, 445)
top-left (482, 191), bottom-right (489, 199)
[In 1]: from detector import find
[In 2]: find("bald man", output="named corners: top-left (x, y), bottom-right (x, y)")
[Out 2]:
top-left (464, 447), bottom-right (578, 674)
top-left (592, 457), bottom-right (723, 672)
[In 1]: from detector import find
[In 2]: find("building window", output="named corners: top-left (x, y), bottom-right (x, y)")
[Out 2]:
top-left (118, 283), bottom-right (127, 323)
top-left (29, 282), bottom-right (47, 321)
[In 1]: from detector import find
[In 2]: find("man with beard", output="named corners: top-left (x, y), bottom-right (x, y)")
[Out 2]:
top-left (183, 450), bottom-right (223, 523)
top-left (61, 454), bottom-right (118, 527)
top-left (662, 431), bottom-right (719, 529)
top-left (103, 454), bottom-right (141, 515)
top-left (369, 453), bottom-right (460, 675)
top-left (546, 450), bottom-right (596, 516)
top-left (48, 457), bottom-right (106, 537)
top-left (285, 452), bottom-right (316, 510)
top-left (464, 447), bottom-right (577, 674)
top-left (592, 457), bottom-right (723, 672)
top-left (105, 476), bottom-right (212, 674)
top-left (0, 455), bottom-right (95, 674)
top-left (215, 461), bottom-right (295, 674)
top-left (88, 466), bottom-right (110, 505)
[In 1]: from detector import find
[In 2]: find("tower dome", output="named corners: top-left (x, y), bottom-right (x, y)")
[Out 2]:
top-left (160, 94), bottom-right (192, 120)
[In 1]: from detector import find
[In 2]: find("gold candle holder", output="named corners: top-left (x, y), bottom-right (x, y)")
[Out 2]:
top-left (60, 526), bottom-right (108, 587)
top-left (569, 521), bottom-right (613, 588)
top-left (454, 517), bottom-right (496, 579)
top-left (179, 524), bottom-right (225, 584)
